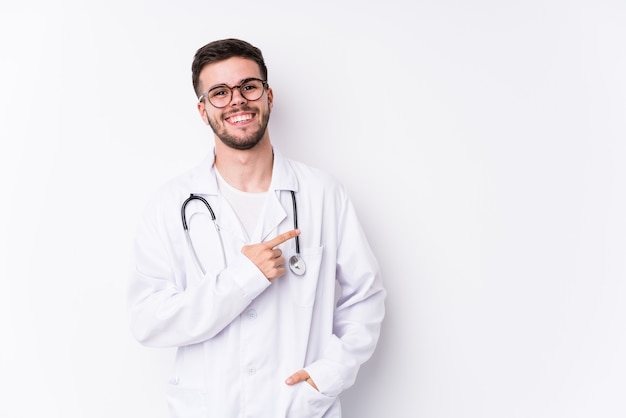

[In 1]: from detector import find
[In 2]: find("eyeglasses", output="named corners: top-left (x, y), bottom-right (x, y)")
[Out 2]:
top-left (198, 78), bottom-right (268, 108)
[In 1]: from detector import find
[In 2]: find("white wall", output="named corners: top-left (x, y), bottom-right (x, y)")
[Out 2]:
top-left (1, 1), bottom-right (625, 417)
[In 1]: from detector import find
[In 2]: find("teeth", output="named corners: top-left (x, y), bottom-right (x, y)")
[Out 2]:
top-left (230, 114), bottom-right (252, 123)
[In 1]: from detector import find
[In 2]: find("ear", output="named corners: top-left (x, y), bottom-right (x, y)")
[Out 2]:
top-left (266, 87), bottom-right (274, 111)
top-left (197, 101), bottom-right (209, 125)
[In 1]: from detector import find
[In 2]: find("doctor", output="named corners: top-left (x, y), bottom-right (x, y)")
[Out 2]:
top-left (128, 38), bottom-right (386, 418)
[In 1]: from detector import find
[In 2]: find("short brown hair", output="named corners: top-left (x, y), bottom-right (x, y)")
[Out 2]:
top-left (191, 38), bottom-right (268, 97)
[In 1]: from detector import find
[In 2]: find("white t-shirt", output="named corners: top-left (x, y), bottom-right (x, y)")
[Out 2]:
top-left (215, 168), bottom-right (269, 240)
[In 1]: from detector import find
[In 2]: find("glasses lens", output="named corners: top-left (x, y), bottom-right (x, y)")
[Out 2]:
top-left (240, 79), bottom-right (265, 101)
top-left (208, 86), bottom-right (231, 108)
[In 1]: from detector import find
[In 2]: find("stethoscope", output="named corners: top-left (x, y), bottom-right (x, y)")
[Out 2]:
top-left (181, 191), bottom-right (306, 276)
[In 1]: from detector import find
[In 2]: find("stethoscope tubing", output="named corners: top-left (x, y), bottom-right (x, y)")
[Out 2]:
top-left (181, 194), bottom-right (226, 273)
top-left (290, 190), bottom-right (300, 254)
top-left (181, 194), bottom-right (215, 229)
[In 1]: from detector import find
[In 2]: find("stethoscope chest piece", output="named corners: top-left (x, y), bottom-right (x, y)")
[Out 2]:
top-left (289, 254), bottom-right (306, 276)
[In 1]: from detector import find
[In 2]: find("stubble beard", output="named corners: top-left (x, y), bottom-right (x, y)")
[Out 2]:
top-left (209, 111), bottom-right (270, 151)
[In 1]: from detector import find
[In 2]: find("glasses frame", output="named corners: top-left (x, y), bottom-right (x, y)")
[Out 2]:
top-left (198, 78), bottom-right (268, 108)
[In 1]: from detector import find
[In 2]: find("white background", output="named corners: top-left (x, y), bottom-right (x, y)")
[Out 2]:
top-left (1, 1), bottom-right (625, 417)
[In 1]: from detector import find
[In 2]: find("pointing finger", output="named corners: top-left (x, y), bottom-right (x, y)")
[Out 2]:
top-left (264, 229), bottom-right (300, 249)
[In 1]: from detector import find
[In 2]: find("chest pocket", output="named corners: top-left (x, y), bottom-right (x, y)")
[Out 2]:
top-left (284, 244), bottom-right (324, 307)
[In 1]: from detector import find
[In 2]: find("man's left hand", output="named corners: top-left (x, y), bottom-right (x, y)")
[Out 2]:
top-left (285, 369), bottom-right (319, 391)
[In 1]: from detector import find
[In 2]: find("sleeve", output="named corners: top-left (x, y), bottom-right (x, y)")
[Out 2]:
top-left (126, 193), bottom-right (271, 348)
top-left (305, 188), bottom-right (386, 397)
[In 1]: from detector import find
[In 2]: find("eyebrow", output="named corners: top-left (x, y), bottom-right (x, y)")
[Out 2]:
top-left (207, 77), bottom-right (261, 91)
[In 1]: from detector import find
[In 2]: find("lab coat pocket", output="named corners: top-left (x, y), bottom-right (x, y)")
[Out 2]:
top-left (285, 381), bottom-right (338, 418)
top-left (166, 383), bottom-right (207, 418)
top-left (287, 245), bottom-right (323, 307)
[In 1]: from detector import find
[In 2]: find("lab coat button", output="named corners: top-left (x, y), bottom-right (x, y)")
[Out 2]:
top-left (247, 367), bottom-right (256, 375)
top-left (246, 309), bottom-right (257, 319)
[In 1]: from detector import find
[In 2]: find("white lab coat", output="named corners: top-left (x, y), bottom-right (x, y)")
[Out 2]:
top-left (128, 149), bottom-right (386, 418)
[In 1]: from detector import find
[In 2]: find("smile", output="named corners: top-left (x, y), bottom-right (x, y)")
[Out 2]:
top-left (227, 113), bottom-right (253, 124)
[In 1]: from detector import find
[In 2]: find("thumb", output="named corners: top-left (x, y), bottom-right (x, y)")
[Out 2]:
top-left (285, 369), bottom-right (309, 385)
top-left (285, 369), bottom-right (318, 391)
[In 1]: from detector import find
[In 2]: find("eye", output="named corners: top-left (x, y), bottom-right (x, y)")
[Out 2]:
top-left (241, 82), bottom-right (258, 92)
top-left (209, 86), bottom-right (229, 98)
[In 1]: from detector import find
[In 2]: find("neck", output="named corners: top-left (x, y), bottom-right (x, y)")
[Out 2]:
top-left (214, 138), bottom-right (273, 192)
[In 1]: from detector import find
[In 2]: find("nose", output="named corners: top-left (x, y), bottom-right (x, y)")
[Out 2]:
top-left (229, 86), bottom-right (247, 106)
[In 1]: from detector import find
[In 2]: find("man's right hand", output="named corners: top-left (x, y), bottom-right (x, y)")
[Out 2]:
top-left (241, 229), bottom-right (300, 281)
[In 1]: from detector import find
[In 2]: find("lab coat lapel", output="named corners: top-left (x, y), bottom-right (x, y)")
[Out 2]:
top-left (253, 192), bottom-right (287, 243)
top-left (188, 149), bottom-right (247, 243)
top-left (252, 149), bottom-right (300, 243)
top-left (216, 195), bottom-right (248, 244)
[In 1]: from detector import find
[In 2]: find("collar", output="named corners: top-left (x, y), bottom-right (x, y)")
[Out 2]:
top-left (188, 146), bottom-right (299, 195)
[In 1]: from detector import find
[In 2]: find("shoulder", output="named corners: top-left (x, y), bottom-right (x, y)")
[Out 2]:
top-left (278, 155), bottom-right (350, 210)
top-left (287, 158), bottom-right (332, 181)
top-left (284, 157), bottom-right (345, 194)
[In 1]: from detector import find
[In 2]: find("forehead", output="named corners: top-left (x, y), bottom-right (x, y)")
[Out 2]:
top-left (199, 57), bottom-right (262, 88)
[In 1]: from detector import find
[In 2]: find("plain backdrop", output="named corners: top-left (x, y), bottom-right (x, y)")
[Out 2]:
top-left (1, 1), bottom-right (625, 417)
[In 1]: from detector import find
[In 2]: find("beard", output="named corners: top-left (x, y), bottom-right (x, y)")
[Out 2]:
top-left (208, 108), bottom-right (270, 151)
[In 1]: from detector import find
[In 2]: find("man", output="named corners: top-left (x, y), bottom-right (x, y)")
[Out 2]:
top-left (128, 38), bottom-right (385, 418)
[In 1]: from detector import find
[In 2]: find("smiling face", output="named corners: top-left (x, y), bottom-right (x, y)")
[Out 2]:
top-left (197, 57), bottom-right (273, 150)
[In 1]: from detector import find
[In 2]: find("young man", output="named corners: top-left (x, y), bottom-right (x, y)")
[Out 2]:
top-left (128, 38), bottom-right (385, 418)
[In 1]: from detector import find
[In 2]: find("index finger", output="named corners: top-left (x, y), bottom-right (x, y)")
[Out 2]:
top-left (264, 229), bottom-right (300, 248)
